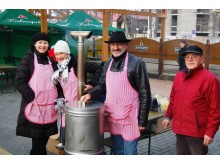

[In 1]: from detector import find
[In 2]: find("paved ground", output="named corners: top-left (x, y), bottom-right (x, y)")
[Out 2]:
top-left (1, 78), bottom-right (220, 155)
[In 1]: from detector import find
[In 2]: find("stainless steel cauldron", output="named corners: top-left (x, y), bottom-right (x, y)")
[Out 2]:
top-left (64, 101), bottom-right (104, 155)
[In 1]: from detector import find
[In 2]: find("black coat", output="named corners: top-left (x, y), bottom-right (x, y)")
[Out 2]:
top-left (15, 49), bottom-right (58, 138)
top-left (51, 54), bottom-right (103, 99)
top-left (89, 52), bottom-right (151, 127)
top-left (177, 47), bottom-right (187, 71)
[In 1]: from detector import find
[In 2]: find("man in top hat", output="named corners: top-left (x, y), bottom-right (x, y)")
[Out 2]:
top-left (80, 31), bottom-right (151, 155)
top-left (162, 45), bottom-right (220, 155)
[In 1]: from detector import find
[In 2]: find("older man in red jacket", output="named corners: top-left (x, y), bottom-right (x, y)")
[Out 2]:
top-left (162, 45), bottom-right (220, 155)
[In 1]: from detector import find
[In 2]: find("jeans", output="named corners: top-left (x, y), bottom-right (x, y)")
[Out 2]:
top-left (176, 134), bottom-right (208, 155)
top-left (111, 134), bottom-right (138, 155)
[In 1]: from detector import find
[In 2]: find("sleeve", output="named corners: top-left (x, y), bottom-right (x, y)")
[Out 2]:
top-left (56, 83), bottom-right (65, 99)
top-left (165, 74), bottom-right (179, 120)
top-left (69, 54), bottom-right (78, 75)
top-left (135, 60), bottom-right (152, 127)
top-left (203, 76), bottom-right (220, 138)
top-left (165, 83), bottom-right (175, 120)
top-left (85, 61), bottom-right (103, 87)
top-left (88, 62), bottom-right (108, 99)
top-left (15, 55), bottom-right (35, 103)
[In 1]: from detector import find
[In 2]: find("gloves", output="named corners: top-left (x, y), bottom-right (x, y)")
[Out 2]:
top-left (54, 98), bottom-right (66, 113)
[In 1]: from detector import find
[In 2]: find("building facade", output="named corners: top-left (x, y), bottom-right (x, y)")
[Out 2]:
top-left (164, 9), bottom-right (220, 42)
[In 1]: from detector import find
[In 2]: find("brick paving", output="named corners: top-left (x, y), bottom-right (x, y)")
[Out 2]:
top-left (1, 78), bottom-right (220, 155)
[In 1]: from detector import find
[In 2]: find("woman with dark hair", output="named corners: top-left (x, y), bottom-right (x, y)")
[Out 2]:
top-left (177, 40), bottom-right (188, 70)
top-left (15, 32), bottom-right (58, 155)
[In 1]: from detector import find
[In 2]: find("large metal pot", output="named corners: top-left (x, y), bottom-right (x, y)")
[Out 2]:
top-left (64, 101), bottom-right (104, 155)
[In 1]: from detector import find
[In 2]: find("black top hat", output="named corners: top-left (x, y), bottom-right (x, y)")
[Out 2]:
top-left (181, 45), bottom-right (203, 56)
top-left (104, 31), bottom-right (131, 43)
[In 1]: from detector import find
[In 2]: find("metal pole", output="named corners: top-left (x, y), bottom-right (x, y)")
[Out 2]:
top-left (77, 35), bottom-right (85, 99)
top-left (70, 31), bottom-right (92, 100)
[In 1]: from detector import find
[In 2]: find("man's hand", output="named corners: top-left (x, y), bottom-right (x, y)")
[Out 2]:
top-left (162, 119), bottom-right (170, 129)
top-left (80, 94), bottom-right (92, 103)
top-left (203, 135), bottom-right (213, 146)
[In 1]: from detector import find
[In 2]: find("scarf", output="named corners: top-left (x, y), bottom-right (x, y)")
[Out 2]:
top-left (51, 55), bottom-right (71, 85)
top-left (34, 48), bottom-right (48, 59)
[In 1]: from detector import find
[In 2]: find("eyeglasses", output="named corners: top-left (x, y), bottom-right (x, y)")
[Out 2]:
top-left (184, 54), bottom-right (200, 60)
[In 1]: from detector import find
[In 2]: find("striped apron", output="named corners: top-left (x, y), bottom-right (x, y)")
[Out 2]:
top-left (24, 54), bottom-right (58, 124)
top-left (59, 67), bottom-right (78, 127)
top-left (104, 53), bottom-right (140, 141)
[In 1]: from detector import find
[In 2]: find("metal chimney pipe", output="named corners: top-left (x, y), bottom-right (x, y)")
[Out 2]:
top-left (70, 31), bottom-right (92, 100)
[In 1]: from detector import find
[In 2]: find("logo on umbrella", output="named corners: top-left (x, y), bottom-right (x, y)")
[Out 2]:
top-left (85, 18), bottom-right (92, 22)
top-left (18, 14), bottom-right (27, 19)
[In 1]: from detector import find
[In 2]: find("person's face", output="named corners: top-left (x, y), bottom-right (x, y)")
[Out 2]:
top-left (180, 42), bottom-right (186, 48)
top-left (184, 53), bottom-right (204, 70)
top-left (34, 40), bottom-right (49, 53)
top-left (109, 42), bottom-right (127, 57)
top-left (55, 52), bottom-right (68, 63)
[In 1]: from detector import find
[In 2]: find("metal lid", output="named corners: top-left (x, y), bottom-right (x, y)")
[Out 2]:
top-left (65, 101), bottom-right (104, 116)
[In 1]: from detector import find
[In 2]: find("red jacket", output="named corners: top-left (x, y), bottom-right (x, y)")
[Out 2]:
top-left (48, 48), bottom-right (56, 61)
top-left (165, 64), bottom-right (220, 138)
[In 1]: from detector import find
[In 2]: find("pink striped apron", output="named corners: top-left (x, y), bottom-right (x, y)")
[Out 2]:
top-left (24, 54), bottom-right (58, 124)
top-left (59, 67), bottom-right (78, 127)
top-left (104, 53), bottom-right (140, 141)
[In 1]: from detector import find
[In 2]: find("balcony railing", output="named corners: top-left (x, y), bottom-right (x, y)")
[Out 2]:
top-left (196, 25), bottom-right (209, 32)
top-left (171, 26), bottom-right (177, 32)
top-left (171, 10), bottom-right (178, 14)
top-left (197, 9), bottom-right (210, 14)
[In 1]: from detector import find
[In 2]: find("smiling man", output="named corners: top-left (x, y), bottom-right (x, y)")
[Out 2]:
top-left (80, 31), bottom-right (151, 155)
top-left (162, 45), bottom-right (220, 155)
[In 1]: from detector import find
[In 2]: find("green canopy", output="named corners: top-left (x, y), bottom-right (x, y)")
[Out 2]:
top-left (0, 9), bottom-right (63, 33)
top-left (56, 10), bottom-right (122, 36)
top-left (0, 9), bottom-right (64, 65)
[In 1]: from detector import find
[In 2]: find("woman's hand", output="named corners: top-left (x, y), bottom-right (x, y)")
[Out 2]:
top-left (84, 84), bottom-right (93, 92)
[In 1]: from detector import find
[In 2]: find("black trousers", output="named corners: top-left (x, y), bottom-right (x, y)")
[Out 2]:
top-left (30, 137), bottom-right (49, 155)
top-left (176, 134), bottom-right (208, 155)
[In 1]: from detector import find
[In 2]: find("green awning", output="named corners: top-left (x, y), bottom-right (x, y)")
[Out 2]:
top-left (0, 9), bottom-right (64, 62)
top-left (0, 9), bottom-right (63, 34)
top-left (56, 10), bottom-right (123, 36)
